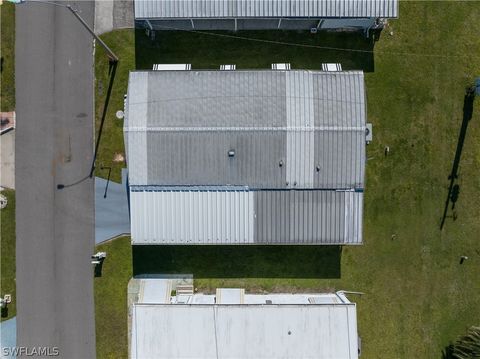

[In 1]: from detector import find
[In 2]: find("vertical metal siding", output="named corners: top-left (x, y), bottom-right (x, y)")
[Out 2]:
top-left (130, 189), bottom-right (255, 244)
top-left (130, 188), bottom-right (362, 244)
top-left (254, 190), bottom-right (362, 244)
top-left (135, 0), bottom-right (398, 19)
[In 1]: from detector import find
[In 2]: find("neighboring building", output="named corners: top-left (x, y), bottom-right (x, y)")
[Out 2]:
top-left (128, 279), bottom-right (360, 359)
top-left (124, 68), bottom-right (368, 245)
top-left (135, 0), bottom-right (398, 33)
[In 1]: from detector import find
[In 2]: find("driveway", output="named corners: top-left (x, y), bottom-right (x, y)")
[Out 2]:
top-left (0, 131), bottom-right (15, 189)
top-left (95, 169), bottom-right (130, 244)
top-left (94, 0), bottom-right (133, 35)
top-left (0, 317), bottom-right (16, 359)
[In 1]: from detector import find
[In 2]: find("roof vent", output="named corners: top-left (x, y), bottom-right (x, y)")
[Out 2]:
top-left (322, 63), bottom-right (342, 72)
top-left (316, 165), bottom-right (321, 172)
top-left (220, 64), bottom-right (236, 71)
top-left (272, 63), bottom-right (291, 70)
top-left (152, 64), bottom-right (191, 71)
top-left (228, 149), bottom-right (235, 157)
top-left (279, 160), bottom-right (284, 167)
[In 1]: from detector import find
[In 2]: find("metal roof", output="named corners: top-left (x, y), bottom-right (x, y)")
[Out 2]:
top-left (131, 303), bottom-right (359, 359)
top-left (129, 187), bottom-right (363, 244)
top-left (125, 70), bottom-right (366, 190)
top-left (134, 0), bottom-right (398, 19)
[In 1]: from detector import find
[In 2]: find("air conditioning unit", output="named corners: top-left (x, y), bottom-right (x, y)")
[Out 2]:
top-left (366, 123), bottom-right (373, 144)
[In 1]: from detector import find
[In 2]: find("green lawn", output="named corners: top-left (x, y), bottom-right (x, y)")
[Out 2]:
top-left (95, 31), bottom-right (135, 183)
top-left (1, 2), bottom-right (15, 111)
top-left (94, 237), bottom-right (132, 359)
top-left (0, 189), bottom-right (16, 321)
top-left (94, 2), bottom-right (480, 358)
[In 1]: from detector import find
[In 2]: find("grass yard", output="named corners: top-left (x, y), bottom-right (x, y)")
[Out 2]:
top-left (95, 31), bottom-right (135, 183)
top-left (1, 2), bottom-right (15, 111)
top-left (0, 189), bottom-right (16, 321)
top-left (94, 236), bottom-right (132, 359)
top-left (94, 2), bottom-right (480, 358)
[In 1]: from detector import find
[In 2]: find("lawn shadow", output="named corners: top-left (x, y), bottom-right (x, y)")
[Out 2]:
top-left (1, 307), bottom-right (8, 318)
top-left (440, 86), bottom-right (475, 229)
top-left (441, 344), bottom-right (454, 359)
top-left (133, 245), bottom-right (341, 279)
top-left (135, 29), bottom-right (375, 72)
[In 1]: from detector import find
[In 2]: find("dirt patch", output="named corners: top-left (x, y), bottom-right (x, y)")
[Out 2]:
top-left (113, 153), bottom-right (124, 163)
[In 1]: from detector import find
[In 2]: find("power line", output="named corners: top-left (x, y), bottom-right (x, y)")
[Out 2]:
top-left (152, 24), bottom-right (466, 59)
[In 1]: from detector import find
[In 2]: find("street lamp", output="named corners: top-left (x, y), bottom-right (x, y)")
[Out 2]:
top-left (8, 0), bottom-right (118, 62)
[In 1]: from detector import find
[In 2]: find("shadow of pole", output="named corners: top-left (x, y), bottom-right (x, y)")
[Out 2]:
top-left (440, 87), bottom-right (475, 230)
top-left (90, 60), bottom-right (118, 178)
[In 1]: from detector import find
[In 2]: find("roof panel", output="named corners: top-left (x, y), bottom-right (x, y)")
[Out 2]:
top-left (134, 0), bottom-right (398, 19)
top-left (131, 303), bottom-right (359, 359)
top-left (130, 187), bottom-right (363, 244)
top-left (125, 70), bottom-right (366, 189)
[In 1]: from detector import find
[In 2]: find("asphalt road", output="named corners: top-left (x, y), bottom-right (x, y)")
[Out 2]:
top-left (15, 1), bottom-right (96, 357)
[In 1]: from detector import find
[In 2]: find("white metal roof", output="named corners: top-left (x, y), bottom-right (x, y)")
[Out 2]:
top-left (131, 303), bottom-right (358, 359)
top-left (129, 188), bottom-right (363, 244)
top-left (134, 0), bottom-right (398, 19)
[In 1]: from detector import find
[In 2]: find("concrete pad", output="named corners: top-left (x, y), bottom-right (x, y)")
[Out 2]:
top-left (113, 0), bottom-right (134, 29)
top-left (0, 131), bottom-right (15, 189)
top-left (94, 0), bottom-right (114, 35)
top-left (95, 174), bottom-right (130, 244)
top-left (0, 317), bottom-right (16, 358)
top-left (95, 0), bottom-right (134, 35)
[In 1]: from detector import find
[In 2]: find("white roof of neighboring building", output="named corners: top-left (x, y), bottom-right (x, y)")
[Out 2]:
top-left (134, 0), bottom-right (398, 19)
top-left (131, 283), bottom-right (359, 359)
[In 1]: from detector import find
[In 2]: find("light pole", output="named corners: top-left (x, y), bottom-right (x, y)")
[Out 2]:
top-left (8, 0), bottom-right (118, 62)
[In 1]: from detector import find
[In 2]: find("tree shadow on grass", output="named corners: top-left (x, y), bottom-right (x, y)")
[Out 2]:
top-left (135, 29), bottom-right (375, 72)
top-left (441, 344), bottom-right (455, 359)
top-left (133, 245), bottom-right (341, 279)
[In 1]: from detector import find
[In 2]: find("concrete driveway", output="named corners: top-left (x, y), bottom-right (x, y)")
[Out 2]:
top-left (0, 131), bottom-right (15, 189)
top-left (94, 0), bottom-right (133, 35)
top-left (95, 169), bottom-right (130, 244)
